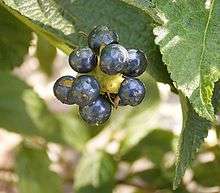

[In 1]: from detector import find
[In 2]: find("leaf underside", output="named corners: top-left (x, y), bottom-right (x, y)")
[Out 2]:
top-left (0, 0), bottom-right (171, 83)
top-left (0, 6), bottom-right (31, 70)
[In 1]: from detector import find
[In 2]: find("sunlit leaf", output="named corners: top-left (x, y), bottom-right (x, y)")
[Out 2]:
top-left (154, 0), bottom-right (220, 120)
top-left (74, 151), bottom-right (116, 193)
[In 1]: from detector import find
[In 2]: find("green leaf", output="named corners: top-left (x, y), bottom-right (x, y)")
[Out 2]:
top-left (36, 35), bottom-right (57, 77)
top-left (16, 144), bottom-right (62, 193)
top-left (0, 0), bottom-right (171, 83)
top-left (154, 0), bottom-right (220, 120)
top-left (0, 72), bottom-right (43, 136)
top-left (0, 72), bottom-right (90, 150)
top-left (0, 6), bottom-right (31, 70)
top-left (23, 89), bottom-right (65, 143)
top-left (118, 0), bottom-right (163, 24)
top-left (173, 92), bottom-right (211, 189)
top-left (0, 73), bottom-right (63, 141)
top-left (74, 151), bottom-right (116, 193)
top-left (122, 129), bottom-right (174, 165)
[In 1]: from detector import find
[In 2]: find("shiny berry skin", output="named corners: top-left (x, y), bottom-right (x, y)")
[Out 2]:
top-left (88, 25), bottom-right (119, 54)
top-left (68, 75), bottom-right (100, 107)
top-left (79, 96), bottom-right (112, 125)
top-left (69, 47), bottom-right (97, 73)
top-left (118, 77), bottom-right (145, 106)
top-left (100, 44), bottom-right (128, 75)
top-left (53, 76), bottom-right (75, 104)
top-left (123, 49), bottom-right (148, 77)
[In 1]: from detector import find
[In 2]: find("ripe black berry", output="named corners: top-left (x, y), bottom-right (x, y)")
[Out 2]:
top-left (118, 77), bottom-right (145, 106)
top-left (123, 49), bottom-right (148, 77)
top-left (53, 76), bottom-right (75, 104)
top-left (79, 96), bottom-right (112, 125)
top-left (68, 75), bottom-right (100, 107)
top-left (100, 44), bottom-right (128, 75)
top-left (88, 25), bottom-right (119, 54)
top-left (69, 47), bottom-right (97, 73)
top-left (53, 26), bottom-right (148, 125)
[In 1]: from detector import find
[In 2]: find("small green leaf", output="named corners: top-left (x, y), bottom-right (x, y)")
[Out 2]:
top-left (16, 144), bottom-right (62, 193)
top-left (36, 35), bottom-right (57, 77)
top-left (23, 89), bottom-right (64, 143)
top-left (173, 92), bottom-right (211, 189)
top-left (74, 151), bottom-right (116, 193)
top-left (143, 130), bottom-right (174, 165)
top-left (154, 0), bottom-right (220, 120)
top-left (122, 129), bottom-right (174, 165)
top-left (0, 71), bottom-right (64, 142)
top-left (0, 6), bottom-right (31, 70)
top-left (0, 72), bottom-right (42, 136)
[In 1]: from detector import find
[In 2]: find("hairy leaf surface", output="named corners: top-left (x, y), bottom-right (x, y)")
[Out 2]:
top-left (154, 0), bottom-right (220, 120)
top-left (0, 0), bottom-right (171, 83)
top-left (173, 93), bottom-right (211, 189)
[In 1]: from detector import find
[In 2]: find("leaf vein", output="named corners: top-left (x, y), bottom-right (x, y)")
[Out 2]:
top-left (198, 0), bottom-right (215, 120)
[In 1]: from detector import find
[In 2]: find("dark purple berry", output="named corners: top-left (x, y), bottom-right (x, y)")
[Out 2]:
top-left (100, 44), bottom-right (128, 75)
top-left (79, 96), bottom-right (112, 125)
top-left (53, 76), bottom-right (75, 104)
top-left (69, 47), bottom-right (97, 73)
top-left (123, 49), bottom-right (148, 77)
top-left (88, 25), bottom-right (119, 54)
top-left (118, 77), bottom-right (145, 106)
top-left (68, 75), bottom-right (100, 107)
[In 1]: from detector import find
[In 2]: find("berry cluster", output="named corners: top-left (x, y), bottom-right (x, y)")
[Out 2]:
top-left (54, 25), bottom-right (148, 125)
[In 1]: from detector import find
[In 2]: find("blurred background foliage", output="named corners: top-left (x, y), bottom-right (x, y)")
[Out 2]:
top-left (0, 1), bottom-right (220, 193)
